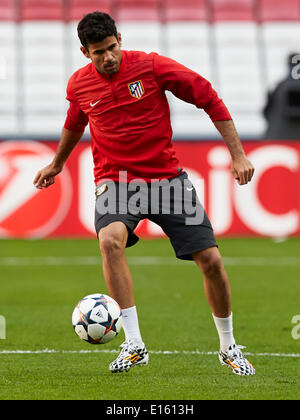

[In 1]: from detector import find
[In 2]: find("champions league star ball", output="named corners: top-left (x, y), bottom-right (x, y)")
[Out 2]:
top-left (72, 294), bottom-right (122, 344)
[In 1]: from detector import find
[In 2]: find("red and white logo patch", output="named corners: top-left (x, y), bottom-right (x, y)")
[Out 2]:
top-left (128, 80), bottom-right (144, 99)
top-left (0, 141), bottom-right (72, 238)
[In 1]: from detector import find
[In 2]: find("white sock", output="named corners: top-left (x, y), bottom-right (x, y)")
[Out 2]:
top-left (121, 306), bottom-right (143, 344)
top-left (212, 312), bottom-right (236, 352)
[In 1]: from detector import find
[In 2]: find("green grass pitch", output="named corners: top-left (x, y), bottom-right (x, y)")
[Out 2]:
top-left (0, 237), bottom-right (300, 400)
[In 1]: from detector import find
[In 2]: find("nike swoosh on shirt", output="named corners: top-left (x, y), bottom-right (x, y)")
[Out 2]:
top-left (90, 100), bottom-right (101, 107)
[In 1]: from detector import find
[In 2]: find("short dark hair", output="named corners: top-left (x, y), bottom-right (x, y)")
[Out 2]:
top-left (77, 11), bottom-right (118, 50)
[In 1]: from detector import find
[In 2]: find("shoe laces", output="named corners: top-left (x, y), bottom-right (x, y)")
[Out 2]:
top-left (119, 339), bottom-right (141, 356)
top-left (228, 344), bottom-right (246, 360)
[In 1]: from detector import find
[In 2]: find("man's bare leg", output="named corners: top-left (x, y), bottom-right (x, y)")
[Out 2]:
top-left (193, 246), bottom-right (231, 318)
top-left (99, 221), bottom-right (134, 309)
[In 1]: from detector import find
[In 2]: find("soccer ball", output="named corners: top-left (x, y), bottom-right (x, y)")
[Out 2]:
top-left (72, 293), bottom-right (122, 344)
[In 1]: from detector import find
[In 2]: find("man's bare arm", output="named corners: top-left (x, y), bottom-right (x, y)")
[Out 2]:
top-left (213, 120), bottom-right (255, 185)
top-left (33, 128), bottom-right (84, 189)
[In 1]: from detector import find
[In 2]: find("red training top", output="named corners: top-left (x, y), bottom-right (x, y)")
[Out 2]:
top-left (64, 50), bottom-right (232, 184)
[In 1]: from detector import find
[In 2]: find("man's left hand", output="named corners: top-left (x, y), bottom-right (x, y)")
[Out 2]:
top-left (231, 156), bottom-right (255, 185)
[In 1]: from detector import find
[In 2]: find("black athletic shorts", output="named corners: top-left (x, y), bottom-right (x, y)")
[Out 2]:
top-left (94, 172), bottom-right (217, 260)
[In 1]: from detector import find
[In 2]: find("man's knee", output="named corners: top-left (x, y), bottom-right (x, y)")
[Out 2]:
top-left (193, 247), bottom-right (224, 277)
top-left (99, 223), bottom-right (127, 257)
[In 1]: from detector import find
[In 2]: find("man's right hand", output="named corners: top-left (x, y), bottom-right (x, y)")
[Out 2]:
top-left (33, 163), bottom-right (63, 189)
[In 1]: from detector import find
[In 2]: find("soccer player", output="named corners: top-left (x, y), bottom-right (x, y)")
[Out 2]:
top-left (34, 12), bottom-right (255, 376)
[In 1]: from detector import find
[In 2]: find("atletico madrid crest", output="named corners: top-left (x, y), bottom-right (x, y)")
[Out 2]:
top-left (128, 80), bottom-right (144, 99)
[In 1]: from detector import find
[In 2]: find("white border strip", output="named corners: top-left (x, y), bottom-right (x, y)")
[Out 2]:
top-left (0, 256), bottom-right (300, 266)
top-left (0, 349), bottom-right (299, 358)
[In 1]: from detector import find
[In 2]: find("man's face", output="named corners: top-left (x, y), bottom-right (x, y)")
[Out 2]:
top-left (81, 34), bottom-right (122, 75)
